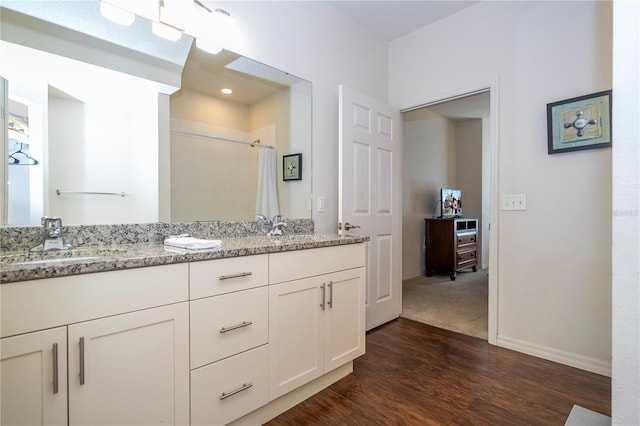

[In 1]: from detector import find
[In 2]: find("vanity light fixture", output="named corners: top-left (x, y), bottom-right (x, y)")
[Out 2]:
top-left (191, 4), bottom-right (236, 54)
top-left (99, 1), bottom-right (135, 26)
top-left (220, 88), bottom-right (233, 94)
top-left (152, 21), bottom-right (183, 41)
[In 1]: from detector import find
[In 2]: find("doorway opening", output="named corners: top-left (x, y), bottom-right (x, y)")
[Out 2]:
top-left (399, 88), bottom-right (498, 343)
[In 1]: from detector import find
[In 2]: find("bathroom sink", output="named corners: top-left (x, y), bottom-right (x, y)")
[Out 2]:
top-left (10, 256), bottom-right (105, 266)
top-left (2, 246), bottom-right (132, 267)
top-left (269, 234), bottom-right (333, 243)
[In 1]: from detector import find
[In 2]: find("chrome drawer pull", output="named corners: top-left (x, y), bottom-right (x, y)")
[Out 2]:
top-left (219, 321), bottom-right (253, 333)
top-left (52, 343), bottom-right (59, 394)
top-left (220, 382), bottom-right (253, 400)
top-left (218, 272), bottom-right (252, 280)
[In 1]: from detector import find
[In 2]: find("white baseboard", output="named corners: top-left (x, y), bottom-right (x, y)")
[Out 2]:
top-left (497, 335), bottom-right (611, 377)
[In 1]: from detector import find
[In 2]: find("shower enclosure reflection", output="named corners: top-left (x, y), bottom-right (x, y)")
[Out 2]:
top-left (169, 47), bottom-right (311, 222)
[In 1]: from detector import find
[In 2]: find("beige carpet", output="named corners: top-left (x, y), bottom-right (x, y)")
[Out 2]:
top-left (401, 269), bottom-right (488, 340)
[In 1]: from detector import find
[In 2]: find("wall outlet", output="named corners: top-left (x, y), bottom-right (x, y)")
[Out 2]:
top-left (317, 196), bottom-right (325, 213)
top-left (501, 194), bottom-right (527, 211)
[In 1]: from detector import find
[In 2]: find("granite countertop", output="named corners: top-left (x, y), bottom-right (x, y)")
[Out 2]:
top-left (0, 234), bottom-right (369, 284)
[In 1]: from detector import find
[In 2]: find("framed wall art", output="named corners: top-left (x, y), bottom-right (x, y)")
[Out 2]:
top-left (547, 90), bottom-right (612, 154)
top-left (283, 153), bottom-right (302, 181)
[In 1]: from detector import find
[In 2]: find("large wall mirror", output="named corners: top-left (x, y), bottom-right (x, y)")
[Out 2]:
top-left (0, 2), bottom-right (312, 226)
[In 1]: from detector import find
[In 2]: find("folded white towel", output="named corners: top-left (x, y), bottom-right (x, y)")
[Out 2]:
top-left (164, 237), bottom-right (222, 250)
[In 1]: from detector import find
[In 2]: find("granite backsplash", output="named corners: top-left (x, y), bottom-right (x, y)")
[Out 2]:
top-left (0, 219), bottom-right (314, 253)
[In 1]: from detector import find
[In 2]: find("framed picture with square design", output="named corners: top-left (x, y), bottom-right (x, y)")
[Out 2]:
top-left (547, 90), bottom-right (612, 154)
top-left (283, 153), bottom-right (302, 181)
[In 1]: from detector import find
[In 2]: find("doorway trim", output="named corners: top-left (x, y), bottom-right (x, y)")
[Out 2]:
top-left (398, 78), bottom-right (500, 345)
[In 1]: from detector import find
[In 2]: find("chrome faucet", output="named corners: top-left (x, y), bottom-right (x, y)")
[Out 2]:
top-left (267, 215), bottom-right (288, 237)
top-left (31, 216), bottom-right (72, 251)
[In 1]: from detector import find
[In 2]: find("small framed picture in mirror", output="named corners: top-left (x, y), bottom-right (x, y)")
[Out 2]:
top-left (283, 153), bottom-right (302, 181)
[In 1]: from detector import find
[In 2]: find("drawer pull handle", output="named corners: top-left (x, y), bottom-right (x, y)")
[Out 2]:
top-left (320, 283), bottom-right (326, 310)
top-left (328, 281), bottom-right (333, 308)
top-left (219, 272), bottom-right (252, 280)
top-left (52, 343), bottom-right (59, 394)
top-left (219, 321), bottom-right (253, 333)
top-left (220, 382), bottom-right (253, 400)
top-left (79, 337), bottom-right (85, 385)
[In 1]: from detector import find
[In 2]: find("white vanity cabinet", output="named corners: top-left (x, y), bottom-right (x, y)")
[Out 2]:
top-left (1, 327), bottom-right (68, 426)
top-left (268, 244), bottom-right (366, 399)
top-left (189, 255), bottom-right (270, 425)
top-left (0, 264), bottom-right (190, 426)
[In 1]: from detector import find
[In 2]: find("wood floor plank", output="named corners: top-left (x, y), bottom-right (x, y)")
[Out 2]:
top-left (266, 318), bottom-right (610, 425)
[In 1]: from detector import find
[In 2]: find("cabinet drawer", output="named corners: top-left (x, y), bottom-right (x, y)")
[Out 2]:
top-left (191, 345), bottom-right (268, 426)
top-left (190, 286), bottom-right (268, 368)
top-left (1, 264), bottom-right (188, 338)
top-left (456, 233), bottom-right (477, 247)
top-left (190, 254), bottom-right (268, 299)
top-left (457, 250), bottom-right (477, 266)
top-left (269, 243), bottom-right (366, 284)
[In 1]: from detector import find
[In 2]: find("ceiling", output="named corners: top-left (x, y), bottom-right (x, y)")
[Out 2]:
top-left (328, 1), bottom-right (480, 42)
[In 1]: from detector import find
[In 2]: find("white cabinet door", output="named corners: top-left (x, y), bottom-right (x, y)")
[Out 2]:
top-left (323, 267), bottom-right (366, 372)
top-left (268, 276), bottom-right (324, 399)
top-left (269, 266), bottom-right (367, 400)
top-left (67, 303), bottom-right (189, 426)
top-left (1, 327), bottom-right (67, 426)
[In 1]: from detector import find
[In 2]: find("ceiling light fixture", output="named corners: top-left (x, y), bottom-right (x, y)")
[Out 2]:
top-left (221, 88), bottom-right (233, 94)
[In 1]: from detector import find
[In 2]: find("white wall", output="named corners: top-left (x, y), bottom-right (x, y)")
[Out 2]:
top-left (611, 1), bottom-right (640, 423)
top-left (455, 119), bottom-right (483, 264)
top-left (215, 1), bottom-right (389, 233)
top-left (402, 110), bottom-right (452, 279)
top-left (391, 1), bottom-right (613, 374)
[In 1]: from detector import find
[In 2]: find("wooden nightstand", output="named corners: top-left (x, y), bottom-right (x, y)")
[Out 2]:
top-left (424, 218), bottom-right (478, 280)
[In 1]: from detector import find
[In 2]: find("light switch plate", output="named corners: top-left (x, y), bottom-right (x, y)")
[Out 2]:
top-left (317, 196), bottom-right (325, 213)
top-left (501, 194), bottom-right (527, 211)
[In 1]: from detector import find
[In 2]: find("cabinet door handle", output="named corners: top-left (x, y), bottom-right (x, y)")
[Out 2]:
top-left (52, 343), bottom-right (59, 394)
top-left (219, 382), bottom-right (253, 400)
top-left (219, 321), bottom-right (253, 333)
top-left (79, 337), bottom-right (85, 385)
top-left (219, 272), bottom-right (252, 280)
top-left (328, 281), bottom-right (333, 308)
top-left (320, 283), bottom-right (326, 310)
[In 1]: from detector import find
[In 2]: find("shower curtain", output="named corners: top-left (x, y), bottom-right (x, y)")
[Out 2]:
top-left (255, 147), bottom-right (280, 220)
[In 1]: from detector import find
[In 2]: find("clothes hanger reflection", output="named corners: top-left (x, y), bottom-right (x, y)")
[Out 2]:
top-left (8, 142), bottom-right (39, 165)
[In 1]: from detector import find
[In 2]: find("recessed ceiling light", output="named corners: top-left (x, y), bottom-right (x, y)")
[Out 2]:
top-left (221, 88), bottom-right (233, 94)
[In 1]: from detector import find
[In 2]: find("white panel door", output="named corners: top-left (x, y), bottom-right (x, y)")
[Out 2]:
top-left (68, 303), bottom-right (190, 426)
top-left (1, 327), bottom-right (68, 426)
top-left (339, 85), bottom-right (402, 330)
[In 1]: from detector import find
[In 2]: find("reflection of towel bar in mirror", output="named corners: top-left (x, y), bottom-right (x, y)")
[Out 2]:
top-left (56, 190), bottom-right (126, 197)
top-left (170, 129), bottom-right (274, 149)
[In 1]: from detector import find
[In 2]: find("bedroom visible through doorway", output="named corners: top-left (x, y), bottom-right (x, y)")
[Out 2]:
top-left (400, 91), bottom-right (491, 340)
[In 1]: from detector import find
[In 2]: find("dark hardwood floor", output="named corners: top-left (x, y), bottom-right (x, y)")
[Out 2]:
top-left (266, 318), bottom-right (610, 425)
